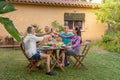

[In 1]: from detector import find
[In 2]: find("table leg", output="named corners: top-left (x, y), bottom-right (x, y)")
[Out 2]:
top-left (47, 50), bottom-right (65, 72)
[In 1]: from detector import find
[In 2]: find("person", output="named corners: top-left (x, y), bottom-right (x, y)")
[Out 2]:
top-left (44, 26), bottom-right (51, 34)
top-left (44, 26), bottom-right (56, 43)
top-left (24, 26), bottom-right (56, 76)
top-left (32, 25), bottom-right (52, 37)
top-left (61, 26), bottom-right (73, 45)
top-left (36, 25), bottom-right (55, 43)
top-left (58, 26), bottom-right (73, 65)
top-left (32, 25), bottom-right (54, 45)
top-left (54, 27), bottom-right (81, 65)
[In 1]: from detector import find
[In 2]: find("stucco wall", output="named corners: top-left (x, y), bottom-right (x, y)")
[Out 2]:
top-left (0, 3), bottom-right (105, 41)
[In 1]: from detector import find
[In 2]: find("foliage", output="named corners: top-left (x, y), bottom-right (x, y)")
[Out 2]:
top-left (51, 21), bottom-right (64, 33)
top-left (93, 0), bottom-right (120, 53)
top-left (31, 24), bottom-right (42, 33)
top-left (95, 41), bottom-right (120, 53)
top-left (113, 31), bottom-right (120, 44)
top-left (95, 31), bottom-right (120, 53)
top-left (93, 0), bottom-right (120, 30)
top-left (102, 35), bottom-right (113, 43)
top-left (0, 1), bottom-right (21, 42)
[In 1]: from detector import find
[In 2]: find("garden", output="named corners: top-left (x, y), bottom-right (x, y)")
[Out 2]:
top-left (0, 47), bottom-right (120, 80)
top-left (0, 0), bottom-right (120, 80)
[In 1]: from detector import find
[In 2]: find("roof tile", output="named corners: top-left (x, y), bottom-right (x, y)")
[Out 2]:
top-left (6, 0), bottom-right (97, 8)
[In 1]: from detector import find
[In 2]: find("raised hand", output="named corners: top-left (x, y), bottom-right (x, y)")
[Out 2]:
top-left (53, 31), bottom-right (58, 35)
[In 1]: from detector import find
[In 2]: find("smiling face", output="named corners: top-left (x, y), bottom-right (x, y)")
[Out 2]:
top-left (64, 26), bottom-right (69, 33)
top-left (44, 26), bottom-right (51, 33)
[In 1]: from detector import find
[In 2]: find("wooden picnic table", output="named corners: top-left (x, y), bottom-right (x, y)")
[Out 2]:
top-left (38, 46), bottom-right (66, 72)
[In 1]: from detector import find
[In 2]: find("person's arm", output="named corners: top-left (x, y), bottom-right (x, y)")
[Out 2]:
top-left (58, 34), bottom-right (74, 39)
top-left (36, 29), bottom-right (53, 37)
top-left (33, 35), bottom-right (51, 46)
top-left (32, 35), bottom-right (44, 42)
top-left (35, 33), bottom-right (47, 36)
top-left (71, 37), bottom-right (80, 48)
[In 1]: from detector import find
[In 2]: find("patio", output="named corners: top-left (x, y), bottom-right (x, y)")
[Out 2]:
top-left (0, 36), bottom-right (20, 48)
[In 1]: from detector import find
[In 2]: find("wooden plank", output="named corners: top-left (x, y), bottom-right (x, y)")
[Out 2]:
top-left (0, 45), bottom-right (20, 48)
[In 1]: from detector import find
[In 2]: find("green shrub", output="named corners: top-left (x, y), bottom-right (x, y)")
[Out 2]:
top-left (31, 24), bottom-right (42, 33)
top-left (113, 32), bottom-right (120, 44)
top-left (105, 43), bottom-right (116, 52)
top-left (51, 21), bottom-right (64, 33)
top-left (94, 31), bottom-right (120, 53)
top-left (114, 45), bottom-right (120, 53)
top-left (102, 35), bottom-right (113, 43)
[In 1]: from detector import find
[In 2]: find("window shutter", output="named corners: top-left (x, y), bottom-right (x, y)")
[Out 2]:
top-left (64, 13), bottom-right (85, 21)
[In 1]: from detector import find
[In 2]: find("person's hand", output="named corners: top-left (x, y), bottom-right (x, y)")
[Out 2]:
top-left (55, 35), bottom-right (59, 38)
top-left (50, 28), bottom-right (53, 33)
top-left (53, 31), bottom-right (58, 35)
top-left (36, 41), bottom-right (42, 46)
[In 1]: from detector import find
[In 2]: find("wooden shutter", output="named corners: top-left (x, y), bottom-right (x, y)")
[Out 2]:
top-left (64, 13), bottom-right (85, 21)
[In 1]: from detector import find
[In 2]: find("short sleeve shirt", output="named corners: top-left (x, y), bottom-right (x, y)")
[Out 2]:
top-left (61, 32), bottom-right (73, 45)
top-left (24, 34), bottom-right (43, 58)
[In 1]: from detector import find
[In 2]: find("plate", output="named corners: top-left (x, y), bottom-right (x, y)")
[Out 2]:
top-left (42, 46), bottom-right (50, 48)
top-left (61, 45), bottom-right (66, 48)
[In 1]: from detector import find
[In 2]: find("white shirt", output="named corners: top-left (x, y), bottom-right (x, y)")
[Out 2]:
top-left (24, 34), bottom-right (43, 58)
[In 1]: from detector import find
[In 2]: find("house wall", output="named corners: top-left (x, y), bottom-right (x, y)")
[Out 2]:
top-left (0, 3), bottom-right (106, 41)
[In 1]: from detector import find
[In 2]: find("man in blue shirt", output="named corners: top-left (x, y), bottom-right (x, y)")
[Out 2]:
top-left (61, 26), bottom-right (73, 45)
top-left (60, 26), bottom-right (73, 66)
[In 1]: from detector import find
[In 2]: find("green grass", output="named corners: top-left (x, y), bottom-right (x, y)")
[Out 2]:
top-left (0, 47), bottom-right (120, 80)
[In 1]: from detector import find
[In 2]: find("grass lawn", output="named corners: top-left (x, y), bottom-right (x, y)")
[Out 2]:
top-left (0, 46), bottom-right (120, 80)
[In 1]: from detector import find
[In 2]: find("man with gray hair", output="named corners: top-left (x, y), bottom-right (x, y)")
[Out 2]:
top-left (24, 26), bottom-right (55, 76)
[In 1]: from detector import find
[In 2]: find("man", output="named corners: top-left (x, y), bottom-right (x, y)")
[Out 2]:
top-left (61, 26), bottom-right (73, 45)
top-left (60, 26), bottom-right (73, 66)
top-left (24, 26), bottom-right (55, 76)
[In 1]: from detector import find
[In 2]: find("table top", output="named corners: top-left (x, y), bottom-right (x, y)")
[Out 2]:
top-left (38, 46), bottom-right (67, 51)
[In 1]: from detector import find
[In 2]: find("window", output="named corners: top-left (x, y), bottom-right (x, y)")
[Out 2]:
top-left (64, 13), bottom-right (85, 31)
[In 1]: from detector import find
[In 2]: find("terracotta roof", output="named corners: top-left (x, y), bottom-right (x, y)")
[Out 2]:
top-left (6, 0), bottom-right (97, 8)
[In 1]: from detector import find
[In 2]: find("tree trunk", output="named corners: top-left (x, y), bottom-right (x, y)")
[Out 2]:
top-left (107, 24), bottom-right (111, 31)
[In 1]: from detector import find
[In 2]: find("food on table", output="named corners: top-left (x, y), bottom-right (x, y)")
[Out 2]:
top-left (56, 42), bottom-right (64, 48)
top-left (42, 42), bottom-right (65, 48)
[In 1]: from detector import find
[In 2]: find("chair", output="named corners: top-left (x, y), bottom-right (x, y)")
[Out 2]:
top-left (20, 42), bottom-right (41, 73)
top-left (72, 40), bottom-right (91, 69)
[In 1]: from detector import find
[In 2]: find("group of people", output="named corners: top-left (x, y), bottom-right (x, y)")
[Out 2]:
top-left (23, 25), bottom-right (82, 76)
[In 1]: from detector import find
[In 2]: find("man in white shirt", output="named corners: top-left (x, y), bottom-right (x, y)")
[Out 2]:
top-left (24, 26), bottom-right (55, 76)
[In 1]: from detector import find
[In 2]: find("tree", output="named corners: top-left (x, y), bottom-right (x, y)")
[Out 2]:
top-left (0, 1), bottom-right (21, 42)
top-left (51, 21), bottom-right (64, 33)
top-left (94, 0), bottom-right (120, 31)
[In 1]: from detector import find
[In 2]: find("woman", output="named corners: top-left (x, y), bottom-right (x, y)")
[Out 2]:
top-left (55, 27), bottom-right (81, 66)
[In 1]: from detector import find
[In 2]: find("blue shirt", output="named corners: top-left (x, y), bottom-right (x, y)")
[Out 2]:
top-left (61, 32), bottom-right (73, 45)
